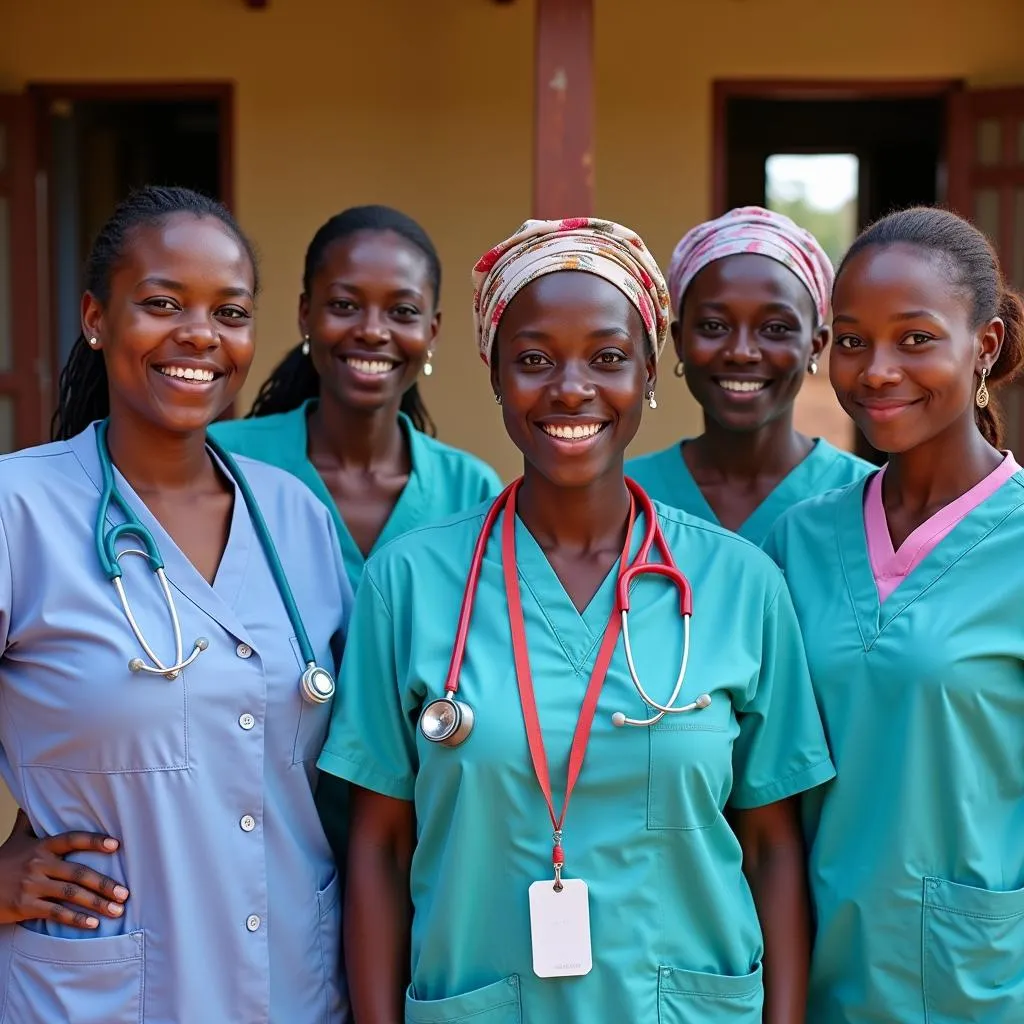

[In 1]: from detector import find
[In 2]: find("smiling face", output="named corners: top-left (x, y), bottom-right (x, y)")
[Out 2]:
top-left (674, 253), bottom-right (826, 433)
top-left (82, 213), bottom-right (256, 436)
top-left (300, 229), bottom-right (440, 416)
top-left (491, 271), bottom-right (654, 489)
top-left (830, 243), bottom-right (1002, 454)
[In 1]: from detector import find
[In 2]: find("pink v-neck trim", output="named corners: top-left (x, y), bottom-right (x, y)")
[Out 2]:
top-left (865, 452), bottom-right (1021, 603)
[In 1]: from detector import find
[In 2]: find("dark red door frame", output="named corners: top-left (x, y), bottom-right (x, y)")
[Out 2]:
top-left (533, 0), bottom-right (594, 218)
top-left (710, 78), bottom-right (963, 216)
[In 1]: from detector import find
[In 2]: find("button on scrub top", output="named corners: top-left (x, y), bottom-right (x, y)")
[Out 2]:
top-left (320, 499), bottom-right (834, 1023)
top-left (0, 423), bottom-right (353, 1024)
top-left (627, 437), bottom-right (872, 546)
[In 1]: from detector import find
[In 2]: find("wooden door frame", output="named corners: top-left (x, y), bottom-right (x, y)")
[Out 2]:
top-left (710, 78), bottom-right (963, 216)
top-left (25, 81), bottom-right (235, 433)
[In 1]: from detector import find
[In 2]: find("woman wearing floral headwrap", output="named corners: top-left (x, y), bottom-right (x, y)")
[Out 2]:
top-left (319, 217), bottom-right (832, 1023)
top-left (627, 207), bottom-right (871, 545)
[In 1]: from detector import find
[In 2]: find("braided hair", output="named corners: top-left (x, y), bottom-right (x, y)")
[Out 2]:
top-left (51, 186), bottom-right (258, 442)
top-left (838, 207), bottom-right (1024, 448)
top-left (247, 205), bottom-right (440, 436)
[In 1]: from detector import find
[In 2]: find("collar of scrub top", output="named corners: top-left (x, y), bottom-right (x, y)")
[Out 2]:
top-left (90, 419), bottom-right (334, 703)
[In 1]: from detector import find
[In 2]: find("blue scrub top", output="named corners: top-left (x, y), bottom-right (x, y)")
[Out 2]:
top-left (320, 498), bottom-right (834, 1023)
top-left (766, 472), bottom-right (1024, 1022)
top-left (0, 423), bottom-right (353, 1024)
top-left (211, 401), bottom-right (503, 591)
top-left (626, 437), bottom-right (872, 545)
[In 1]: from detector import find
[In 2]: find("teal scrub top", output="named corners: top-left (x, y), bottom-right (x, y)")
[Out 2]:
top-left (319, 500), bottom-right (834, 1023)
top-left (765, 472), bottom-right (1024, 1023)
top-left (210, 401), bottom-right (503, 591)
top-left (626, 438), bottom-right (872, 545)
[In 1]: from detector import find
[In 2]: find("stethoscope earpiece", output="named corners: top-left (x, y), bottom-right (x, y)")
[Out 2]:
top-left (419, 695), bottom-right (475, 747)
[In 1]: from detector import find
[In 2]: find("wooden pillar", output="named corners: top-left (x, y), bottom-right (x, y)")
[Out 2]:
top-left (533, 0), bottom-right (594, 218)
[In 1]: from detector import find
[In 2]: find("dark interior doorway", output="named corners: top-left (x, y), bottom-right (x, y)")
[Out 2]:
top-left (715, 85), bottom-right (953, 464)
top-left (41, 94), bottom-right (227, 371)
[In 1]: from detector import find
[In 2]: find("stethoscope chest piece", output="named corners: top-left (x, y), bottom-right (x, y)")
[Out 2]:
top-left (419, 695), bottom-right (475, 747)
top-left (301, 664), bottom-right (336, 704)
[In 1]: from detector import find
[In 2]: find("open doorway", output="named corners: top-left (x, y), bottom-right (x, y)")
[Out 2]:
top-left (33, 86), bottom-right (232, 379)
top-left (713, 81), bottom-right (956, 463)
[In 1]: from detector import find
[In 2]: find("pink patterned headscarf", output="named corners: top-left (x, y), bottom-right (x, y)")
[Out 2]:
top-left (666, 206), bottom-right (834, 324)
top-left (472, 217), bottom-right (671, 365)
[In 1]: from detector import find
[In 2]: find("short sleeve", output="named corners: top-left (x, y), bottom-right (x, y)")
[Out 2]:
top-left (728, 579), bottom-right (834, 809)
top-left (317, 570), bottom-right (417, 801)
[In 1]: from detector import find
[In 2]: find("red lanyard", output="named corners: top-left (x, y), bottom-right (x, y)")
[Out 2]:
top-left (500, 482), bottom-right (636, 880)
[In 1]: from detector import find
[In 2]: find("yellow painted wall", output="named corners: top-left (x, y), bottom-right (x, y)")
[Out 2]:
top-left (1, 0), bottom-right (1023, 830)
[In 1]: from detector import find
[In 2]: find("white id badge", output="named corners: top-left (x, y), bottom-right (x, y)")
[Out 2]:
top-left (528, 878), bottom-right (593, 978)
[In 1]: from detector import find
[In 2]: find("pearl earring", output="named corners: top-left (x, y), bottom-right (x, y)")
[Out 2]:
top-left (423, 352), bottom-right (434, 377)
top-left (808, 358), bottom-right (819, 376)
top-left (647, 390), bottom-right (658, 410)
top-left (88, 337), bottom-right (99, 348)
top-left (301, 336), bottom-right (310, 356)
top-left (976, 367), bottom-right (990, 409)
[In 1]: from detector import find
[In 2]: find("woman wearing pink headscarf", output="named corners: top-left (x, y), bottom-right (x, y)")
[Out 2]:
top-left (627, 207), bottom-right (872, 545)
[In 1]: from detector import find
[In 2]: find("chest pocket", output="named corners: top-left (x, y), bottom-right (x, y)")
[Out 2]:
top-left (647, 689), bottom-right (736, 831)
top-left (289, 636), bottom-right (334, 765)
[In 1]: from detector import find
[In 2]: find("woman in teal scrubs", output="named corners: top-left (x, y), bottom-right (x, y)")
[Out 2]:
top-left (211, 205), bottom-right (501, 593)
top-left (765, 207), bottom-right (1024, 1022)
top-left (320, 217), bottom-right (835, 1023)
top-left (211, 205), bottom-right (501, 908)
top-left (627, 207), bottom-right (870, 545)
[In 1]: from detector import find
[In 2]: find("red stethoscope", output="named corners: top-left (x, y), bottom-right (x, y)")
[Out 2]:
top-left (418, 477), bottom-right (712, 747)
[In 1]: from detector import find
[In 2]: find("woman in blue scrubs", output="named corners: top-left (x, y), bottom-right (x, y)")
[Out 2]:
top-left (765, 207), bottom-right (1024, 1022)
top-left (210, 205), bottom-right (501, 593)
top-left (627, 207), bottom-right (870, 544)
top-left (0, 187), bottom-right (350, 1022)
top-left (320, 217), bottom-right (835, 1023)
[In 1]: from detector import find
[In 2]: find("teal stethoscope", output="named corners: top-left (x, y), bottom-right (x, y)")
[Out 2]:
top-left (94, 420), bottom-right (336, 704)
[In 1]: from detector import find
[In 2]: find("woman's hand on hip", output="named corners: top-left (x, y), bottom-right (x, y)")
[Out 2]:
top-left (0, 810), bottom-right (129, 928)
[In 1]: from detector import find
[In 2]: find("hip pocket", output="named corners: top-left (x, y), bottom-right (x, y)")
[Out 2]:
top-left (658, 962), bottom-right (763, 1023)
top-left (316, 871), bottom-right (347, 1023)
top-left (0, 927), bottom-right (145, 1024)
top-left (922, 876), bottom-right (1024, 1023)
top-left (405, 975), bottom-right (521, 1024)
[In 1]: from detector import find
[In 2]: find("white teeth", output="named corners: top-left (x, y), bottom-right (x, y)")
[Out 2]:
top-left (718, 379), bottom-right (767, 393)
top-left (346, 358), bottom-right (396, 376)
top-left (541, 423), bottom-right (604, 440)
top-left (157, 366), bottom-right (216, 382)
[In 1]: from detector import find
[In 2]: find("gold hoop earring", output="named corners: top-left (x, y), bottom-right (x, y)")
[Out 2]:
top-left (673, 360), bottom-right (685, 378)
top-left (423, 352), bottom-right (434, 377)
top-left (976, 367), bottom-right (990, 409)
top-left (301, 335), bottom-right (310, 357)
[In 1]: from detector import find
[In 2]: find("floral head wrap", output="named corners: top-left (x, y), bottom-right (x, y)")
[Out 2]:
top-left (666, 206), bottom-right (834, 324)
top-left (472, 217), bottom-right (670, 365)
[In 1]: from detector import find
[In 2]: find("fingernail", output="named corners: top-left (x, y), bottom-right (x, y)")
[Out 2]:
top-left (108, 902), bottom-right (123, 916)
top-left (86, 917), bottom-right (99, 928)
top-left (113, 886), bottom-right (129, 901)
top-left (102, 838), bottom-right (119, 851)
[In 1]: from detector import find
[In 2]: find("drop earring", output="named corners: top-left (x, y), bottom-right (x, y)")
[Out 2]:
top-left (673, 360), bottom-right (685, 378)
top-left (423, 351), bottom-right (434, 377)
top-left (647, 390), bottom-right (658, 410)
top-left (808, 357), bottom-right (819, 376)
top-left (976, 367), bottom-right (990, 409)
top-left (301, 335), bottom-right (310, 357)
top-left (88, 337), bottom-right (99, 349)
